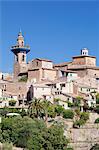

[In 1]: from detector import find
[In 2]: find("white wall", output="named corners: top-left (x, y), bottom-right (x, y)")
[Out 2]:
top-left (42, 61), bottom-right (53, 69)
top-left (67, 73), bottom-right (78, 82)
top-left (33, 86), bottom-right (51, 99)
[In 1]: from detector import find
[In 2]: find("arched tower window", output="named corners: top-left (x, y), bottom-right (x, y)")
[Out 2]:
top-left (16, 56), bottom-right (18, 62)
top-left (22, 55), bottom-right (25, 62)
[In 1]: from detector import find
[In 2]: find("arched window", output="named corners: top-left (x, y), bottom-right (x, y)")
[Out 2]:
top-left (22, 55), bottom-right (25, 61)
top-left (16, 56), bottom-right (18, 62)
top-left (37, 61), bottom-right (38, 66)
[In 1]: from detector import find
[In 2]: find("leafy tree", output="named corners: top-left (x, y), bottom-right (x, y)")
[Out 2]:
top-left (55, 105), bottom-right (64, 116)
top-left (0, 116), bottom-right (69, 150)
top-left (63, 110), bottom-right (74, 119)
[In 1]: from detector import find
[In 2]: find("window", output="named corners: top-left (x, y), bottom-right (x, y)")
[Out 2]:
top-left (61, 84), bottom-right (65, 87)
top-left (36, 62), bottom-right (38, 66)
top-left (22, 55), bottom-right (25, 61)
top-left (16, 56), bottom-right (18, 62)
top-left (22, 41), bottom-right (24, 46)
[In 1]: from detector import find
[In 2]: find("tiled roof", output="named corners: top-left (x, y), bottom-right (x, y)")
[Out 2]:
top-left (54, 62), bottom-right (72, 67)
top-left (32, 58), bottom-right (52, 62)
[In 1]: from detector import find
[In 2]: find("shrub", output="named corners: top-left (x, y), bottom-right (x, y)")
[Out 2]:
top-left (9, 100), bottom-right (16, 106)
top-left (18, 75), bottom-right (28, 82)
top-left (67, 102), bottom-right (74, 107)
top-left (80, 112), bottom-right (89, 121)
top-left (55, 105), bottom-right (64, 115)
top-left (74, 96), bottom-right (82, 107)
top-left (63, 110), bottom-right (74, 119)
top-left (73, 119), bottom-right (86, 128)
top-left (95, 118), bottom-right (99, 123)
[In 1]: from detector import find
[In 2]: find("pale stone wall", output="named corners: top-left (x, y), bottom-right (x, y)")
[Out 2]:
top-left (85, 57), bottom-right (96, 67)
top-left (73, 57), bottom-right (86, 65)
top-left (43, 69), bottom-right (57, 80)
top-left (87, 68), bottom-right (99, 77)
top-left (42, 61), bottom-right (53, 69)
top-left (33, 86), bottom-right (51, 99)
top-left (2, 82), bottom-right (27, 100)
top-left (65, 82), bottom-right (73, 93)
top-left (28, 69), bottom-right (41, 82)
top-left (30, 59), bottom-right (53, 70)
top-left (72, 56), bottom-right (96, 66)
top-left (66, 113), bottom-right (99, 150)
top-left (30, 59), bottom-right (42, 69)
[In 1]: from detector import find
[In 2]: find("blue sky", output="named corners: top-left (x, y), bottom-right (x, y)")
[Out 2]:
top-left (0, 0), bottom-right (99, 73)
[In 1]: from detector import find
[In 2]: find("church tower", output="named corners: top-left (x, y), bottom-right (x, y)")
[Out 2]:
top-left (11, 30), bottom-right (30, 79)
top-left (81, 48), bottom-right (89, 56)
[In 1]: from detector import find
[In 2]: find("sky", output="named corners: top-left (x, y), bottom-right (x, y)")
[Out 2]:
top-left (0, 0), bottom-right (99, 73)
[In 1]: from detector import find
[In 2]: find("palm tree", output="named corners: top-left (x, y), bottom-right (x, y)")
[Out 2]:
top-left (28, 98), bottom-right (44, 119)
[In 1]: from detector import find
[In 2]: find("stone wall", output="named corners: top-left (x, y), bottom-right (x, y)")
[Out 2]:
top-left (65, 113), bottom-right (99, 150)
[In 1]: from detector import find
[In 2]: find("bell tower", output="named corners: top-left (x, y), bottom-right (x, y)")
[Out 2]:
top-left (81, 48), bottom-right (89, 56)
top-left (11, 30), bottom-right (30, 79)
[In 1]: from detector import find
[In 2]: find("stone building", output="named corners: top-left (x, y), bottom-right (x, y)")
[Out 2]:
top-left (0, 31), bottom-right (99, 108)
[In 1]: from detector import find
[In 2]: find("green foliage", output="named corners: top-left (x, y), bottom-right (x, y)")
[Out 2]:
top-left (75, 108), bottom-right (80, 116)
top-left (63, 109), bottom-right (74, 119)
top-left (0, 116), bottom-right (69, 150)
top-left (73, 119), bottom-right (86, 128)
top-left (96, 93), bottom-right (99, 99)
top-left (28, 98), bottom-right (44, 119)
top-left (47, 105), bottom-right (56, 118)
top-left (67, 102), bottom-right (74, 107)
top-left (0, 108), bottom-right (23, 117)
top-left (54, 98), bottom-right (60, 103)
top-left (90, 144), bottom-right (99, 150)
top-left (96, 99), bottom-right (99, 104)
top-left (9, 100), bottom-right (16, 106)
top-left (55, 105), bottom-right (64, 116)
top-left (18, 75), bottom-right (28, 82)
top-left (20, 108), bottom-right (27, 117)
top-left (74, 96), bottom-right (82, 107)
top-left (80, 112), bottom-right (89, 121)
top-left (66, 148), bottom-right (73, 150)
top-left (0, 107), bottom-right (9, 117)
top-left (95, 118), bottom-right (99, 123)
top-left (94, 106), bottom-right (99, 114)
top-left (73, 112), bottom-right (89, 128)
